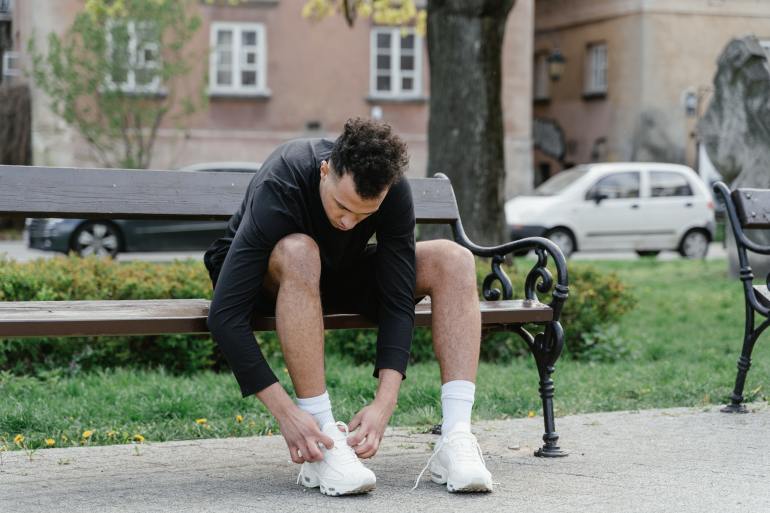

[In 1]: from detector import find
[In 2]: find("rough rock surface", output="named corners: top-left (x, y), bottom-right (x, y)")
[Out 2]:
top-left (699, 36), bottom-right (770, 277)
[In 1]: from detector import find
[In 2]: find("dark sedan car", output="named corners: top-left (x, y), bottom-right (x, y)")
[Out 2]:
top-left (26, 162), bottom-right (260, 257)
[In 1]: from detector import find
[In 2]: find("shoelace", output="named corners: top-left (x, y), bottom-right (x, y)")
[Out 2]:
top-left (411, 438), bottom-right (444, 490)
top-left (411, 433), bottom-right (487, 491)
top-left (296, 421), bottom-right (358, 485)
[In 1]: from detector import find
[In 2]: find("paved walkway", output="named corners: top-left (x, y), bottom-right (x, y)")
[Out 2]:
top-left (1, 404), bottom-right (768, 513)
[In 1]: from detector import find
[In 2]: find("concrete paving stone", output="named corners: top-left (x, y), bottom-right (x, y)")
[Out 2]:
top-left (1, 404), bottom-right (768, 513)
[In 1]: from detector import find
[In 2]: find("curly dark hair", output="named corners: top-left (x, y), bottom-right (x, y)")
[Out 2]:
top-left (329, 118), bottom-right (409, 199)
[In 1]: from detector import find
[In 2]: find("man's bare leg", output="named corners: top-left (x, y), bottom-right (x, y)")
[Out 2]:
top-left (415, 239), bottom-right (481, 384)
top-left (264, 233), bottom-right (327, 398)
top-left (412, 239), bottom-right (492, 492)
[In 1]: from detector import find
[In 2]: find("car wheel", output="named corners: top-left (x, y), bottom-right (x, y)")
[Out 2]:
top-left (635, 250), bottom-right (660, 258)
top-left (678, 229), bottom-right (709, 259)
top-left (545, 228), bottom-right (576, 258)
top-left (70, 221), bottom-right (122, 258)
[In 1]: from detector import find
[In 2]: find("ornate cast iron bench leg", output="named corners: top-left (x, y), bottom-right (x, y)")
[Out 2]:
top-left (515, 323), bottom-right (567, 457)
top-left (722, 283), bottom-right (769, 413)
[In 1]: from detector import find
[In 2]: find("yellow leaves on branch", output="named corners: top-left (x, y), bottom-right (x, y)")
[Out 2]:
top-left (302, 0), bottom-right (426, 35)
top-left (85, 0), bottom-right (182, 20)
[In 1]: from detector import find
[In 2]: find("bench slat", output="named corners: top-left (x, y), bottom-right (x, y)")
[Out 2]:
top-left (0, 165), bottom-right (459, 223)
top-left (0, 299), bottom-right (552, 337)
top-left (733, 188), bottom-right (770, 228)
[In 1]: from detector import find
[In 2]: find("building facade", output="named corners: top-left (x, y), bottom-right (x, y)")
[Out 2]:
top-left (532, 0), bottom-right (770, 183)
top-left (7, 0), bottom-right (534, 197)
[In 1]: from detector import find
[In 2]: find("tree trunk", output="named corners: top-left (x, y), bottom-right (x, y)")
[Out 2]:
top-left (426, 0), bottom-right (515, 245)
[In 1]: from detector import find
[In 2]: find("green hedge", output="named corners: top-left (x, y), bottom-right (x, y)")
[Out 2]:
top-left (0, 253), bottom-right (635, 375)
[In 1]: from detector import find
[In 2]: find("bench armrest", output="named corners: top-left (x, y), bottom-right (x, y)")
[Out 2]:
top-left (452, 222), bottom-right (569, 319)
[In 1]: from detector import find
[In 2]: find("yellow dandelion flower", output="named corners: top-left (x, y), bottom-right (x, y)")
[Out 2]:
top-left (45, 438), bottom-right (56, 447)
top-left (14, 434), bottom-right (24, 445)
top-left (527, 411), bottom-right (536, 418)
top-left (106, 431), bottom-right (117, 438)
top-left (195, 418), bottom-right (207, 425)
top-left (132, 434), bottom-right (145, 443)
top-left (235, 415), bottom-right (244, 423)
top-left (82, 430), bottom-right (94, 439)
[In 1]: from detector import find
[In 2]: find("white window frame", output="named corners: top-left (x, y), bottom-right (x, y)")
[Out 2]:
top-left (369, 27), bottom-right (423, 99)
top-left (2, 51), bottom-right (20, 79)
top-left (584, 42), bottom-right (608, 95)
top-left (209, 22), bottom-right (268, 96)
top-left (533, 52), bottom-right (550, 100)
top-left (105, 20), bottom-right (162, 94)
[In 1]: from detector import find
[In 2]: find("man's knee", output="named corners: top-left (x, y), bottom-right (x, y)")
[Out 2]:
top-left (270, 233), bottom-right (321, 282)
top-left (419, 240), bottom-right (476, 288)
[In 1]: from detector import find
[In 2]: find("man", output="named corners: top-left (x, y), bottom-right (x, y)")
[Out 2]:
top-left (204, 118), bottom-right (492, 495)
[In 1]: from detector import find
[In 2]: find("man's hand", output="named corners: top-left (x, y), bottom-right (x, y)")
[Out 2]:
top-left (346, 369), bottom-right (401, 459)
top-left (276, 405), bottom-right (335, 464)
top-left (256, 382), bottom-right (334, 464)
top-left (346, 399), bottom-right (396, 459)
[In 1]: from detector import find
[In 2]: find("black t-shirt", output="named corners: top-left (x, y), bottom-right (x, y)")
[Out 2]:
top-left (204, 138), bottom-right (416, 397)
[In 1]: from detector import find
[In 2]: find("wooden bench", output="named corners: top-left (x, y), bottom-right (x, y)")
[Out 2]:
top-left (714, 181), bottom-right (770, 413)
top-left (0, 164), bottom-right (570, 456)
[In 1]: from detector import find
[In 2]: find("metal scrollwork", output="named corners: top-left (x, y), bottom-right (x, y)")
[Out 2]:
top-left (482, 254), bottom-right (513, 301)
top-left (524, 248), bottom-right (554, 302)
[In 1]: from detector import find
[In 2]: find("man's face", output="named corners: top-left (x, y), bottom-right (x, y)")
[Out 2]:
top-left (319, 160), bottom-right (387, 231)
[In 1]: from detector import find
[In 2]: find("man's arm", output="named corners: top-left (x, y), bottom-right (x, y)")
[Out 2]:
top-left (207, 183), bottom-right (333, 462)
top-left (347, 179), bottom-right (416, 457)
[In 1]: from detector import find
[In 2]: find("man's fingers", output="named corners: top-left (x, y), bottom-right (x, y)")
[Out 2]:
top-left (355, 435), bottom-right (381, 459)
top-left (347, 428), bottom-right (366, 446)
top-left (289, 446), bottom-right (303, 464)
top-left (348, 412), bottom-right (363, 432)
top-left (320, 434), bottom-right (335, 450)
top-left (303, 438), bottom-right (324, 462)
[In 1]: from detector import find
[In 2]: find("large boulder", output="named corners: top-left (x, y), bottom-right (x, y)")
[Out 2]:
top-left (699, 36), bottom-right (770, 278)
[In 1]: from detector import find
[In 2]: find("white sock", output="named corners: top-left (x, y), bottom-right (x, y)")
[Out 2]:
top-left (441, 380), bottom-right (475, 434)
top-left (296, 390), bottom-right (335, 429)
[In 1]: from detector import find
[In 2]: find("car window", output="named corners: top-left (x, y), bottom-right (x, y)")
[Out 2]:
top-left (586, 172), bottom-right (640, 200)
top-left (534, 166), bottom-right (589, 196)
top-left (650, 171), bottom-right (693, 197)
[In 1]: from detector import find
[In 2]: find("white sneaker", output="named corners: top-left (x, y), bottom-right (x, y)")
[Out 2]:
top-left (412, 423), bottom-right (493, 493)
top-left (296, 421), bottom-right (376, 496)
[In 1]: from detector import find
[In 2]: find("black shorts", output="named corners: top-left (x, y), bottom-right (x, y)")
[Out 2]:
top-left (208, 244), bottom-right (387, 323)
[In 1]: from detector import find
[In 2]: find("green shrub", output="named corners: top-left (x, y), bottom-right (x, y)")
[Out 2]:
top-left (0, 255), bottom-right (219, 375)
top-left (475, 258), bottom-right (636, 362)
top-left (0, 253), bottom-right (635, 375)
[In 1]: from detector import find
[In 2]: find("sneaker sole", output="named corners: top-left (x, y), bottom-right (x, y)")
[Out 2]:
top-left (320, 482), bottom-right (376, 496)
top-left (299, 467), bottom-right (376, 496)
top-left (431, 464), bottom-right (492, 493)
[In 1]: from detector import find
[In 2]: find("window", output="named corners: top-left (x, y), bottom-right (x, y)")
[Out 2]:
top-left (106, 20), bottom-right (161, 94)
top-left (533, 52), bottom-right (549, 100)
top-left (370, 27), bottom-right (422, 98)
top-left (209, 22), bottom-right (267, 96)
top-left (2, 51), bottom-right (20, 79)
top-left (586, 172), bottom-right (640, 200)
top-left (584, 42), bottom-right (608, 95)
top-left (650, 171), bottom-right (693, 198)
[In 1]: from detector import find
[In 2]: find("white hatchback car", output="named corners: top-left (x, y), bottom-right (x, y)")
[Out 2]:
top-left (505, 163), bottom-right (716, 258)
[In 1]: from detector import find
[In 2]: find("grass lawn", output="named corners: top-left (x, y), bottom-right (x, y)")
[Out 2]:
top-left (2, 258), bottom-right (769, 451)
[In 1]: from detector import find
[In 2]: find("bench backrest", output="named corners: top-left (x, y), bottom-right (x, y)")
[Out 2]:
top-left (0, 165), bottom-right (460, 224)
top-left (731, 188), bottom-right (770, 229)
